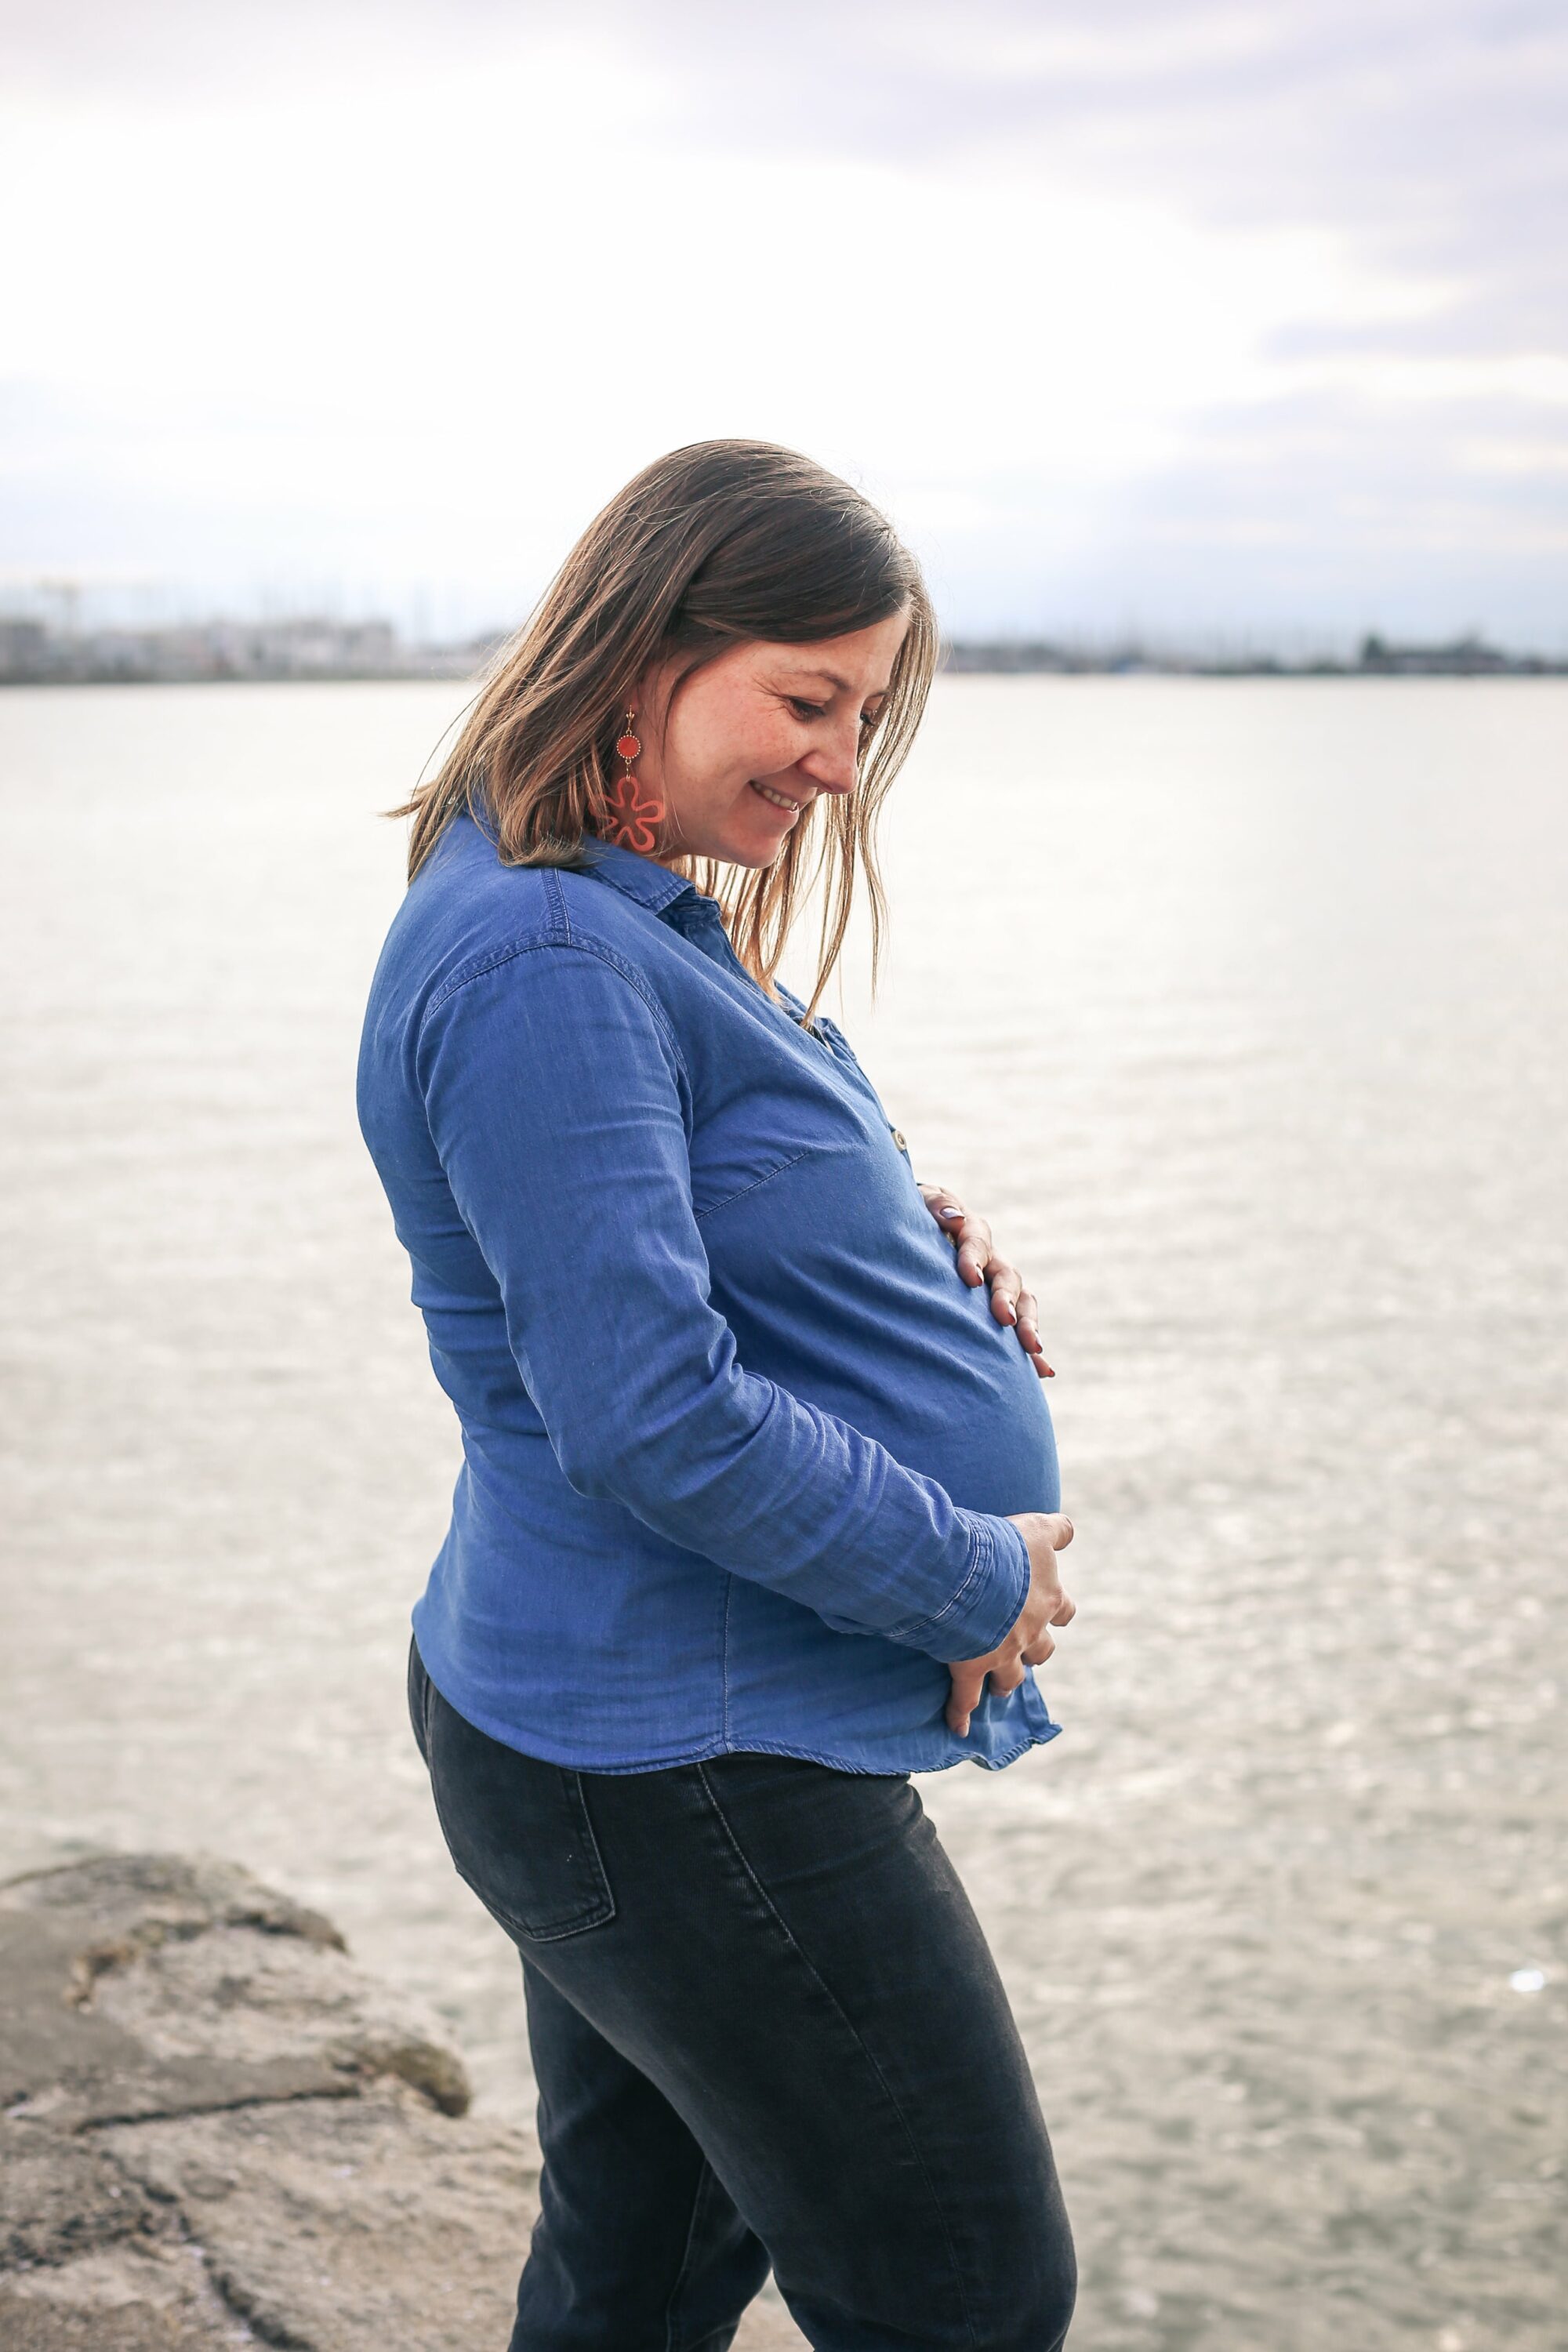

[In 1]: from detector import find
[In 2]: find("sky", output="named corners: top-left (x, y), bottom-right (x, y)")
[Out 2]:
top-left (2, 0), bottom-right (1566, 647)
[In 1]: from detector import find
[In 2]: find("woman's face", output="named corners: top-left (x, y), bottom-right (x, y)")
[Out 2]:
top-left (631, 609), bottom-right (910, 869)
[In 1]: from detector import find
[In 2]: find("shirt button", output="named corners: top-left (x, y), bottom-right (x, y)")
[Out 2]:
top-left (891, 1127), bottom-right (907, 1151)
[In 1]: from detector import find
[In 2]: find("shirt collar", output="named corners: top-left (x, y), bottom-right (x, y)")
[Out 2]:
top-left (575, 833), bottom-right (810, 1020)
top-left (575, 837), bottom-right (699, 920)
top-left (464, 804), bottom-right (698, 924)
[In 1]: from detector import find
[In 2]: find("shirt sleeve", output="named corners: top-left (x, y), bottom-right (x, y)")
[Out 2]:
top-left (416, 940), bottom-right (1030, 1661)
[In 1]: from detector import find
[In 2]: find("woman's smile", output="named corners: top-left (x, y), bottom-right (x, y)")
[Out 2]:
top-left (749, 778), bottom-right (808, 817)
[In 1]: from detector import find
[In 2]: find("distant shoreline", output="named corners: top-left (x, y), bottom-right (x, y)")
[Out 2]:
top-left (942, 633), bottom-right (1568, 680)
top-left (2, 621), bottom-right (1563, 687)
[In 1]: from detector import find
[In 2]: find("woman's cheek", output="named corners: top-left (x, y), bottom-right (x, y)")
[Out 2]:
top-left (750, 723), bottom-right (811, 778)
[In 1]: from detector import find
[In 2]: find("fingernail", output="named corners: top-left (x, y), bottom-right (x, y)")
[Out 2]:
top-left (1000, 1304), bottom-right (1016, 1323)
top-left (939, 1205), bottom-right (963, 1218)
top-left (1044, 1365), bottom-right (1055, 1377)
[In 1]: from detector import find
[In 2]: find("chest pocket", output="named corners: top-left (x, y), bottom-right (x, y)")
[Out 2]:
top-left (685, 1005), bottom-right (895, 1225)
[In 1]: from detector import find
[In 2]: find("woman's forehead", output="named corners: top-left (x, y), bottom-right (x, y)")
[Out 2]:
top-left (747, 614), bottom-right (910, 686)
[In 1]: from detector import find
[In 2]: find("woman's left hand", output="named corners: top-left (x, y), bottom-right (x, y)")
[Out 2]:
top-left (917, 1185), bottom-right (1054, 1379)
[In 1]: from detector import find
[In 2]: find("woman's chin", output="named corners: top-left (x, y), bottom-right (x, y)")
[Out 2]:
top-left (690, 809), bottom-right (798, 868)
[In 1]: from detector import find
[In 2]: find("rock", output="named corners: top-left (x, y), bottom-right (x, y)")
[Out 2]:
top-left (0, 2118), bottom-right (162, 2268)
top-left (735, 2288), bottom-right (813, 2348)
top-left (101, 2078), bottom-right (535, 2350)
top-left (85, 1918), bottom-right (470, 2119)
top-left (2, 1853), bottom-right (344, 1974)
top-left (1, 1853), bottom-right (467, 2127)
top-left (0, 2242), bottom-right (253, 2350)
top-left (0, 1853), bottom-right (808, 2348)
top-left (0, 1907), bottom-right (153, 2125)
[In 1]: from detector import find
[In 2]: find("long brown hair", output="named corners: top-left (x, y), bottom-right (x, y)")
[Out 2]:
top-left (389, 439), bottom-right (938, 1020)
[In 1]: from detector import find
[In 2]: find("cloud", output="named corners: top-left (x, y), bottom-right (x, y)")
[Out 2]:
top-left (2, 1), bottom-right (1564, 641)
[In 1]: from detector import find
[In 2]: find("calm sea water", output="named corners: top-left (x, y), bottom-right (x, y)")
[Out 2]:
top-left (2, 678), bottom-right (1563, 2348)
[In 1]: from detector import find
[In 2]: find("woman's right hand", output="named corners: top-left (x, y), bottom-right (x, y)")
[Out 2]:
top-left (943, 1512), bottom-right (1076, 1737)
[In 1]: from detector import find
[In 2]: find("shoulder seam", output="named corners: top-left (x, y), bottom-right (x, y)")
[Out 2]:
top-left (418, 935), bottom-right (690, 1088)
top-left (543, 866), bottom-right (572, 945)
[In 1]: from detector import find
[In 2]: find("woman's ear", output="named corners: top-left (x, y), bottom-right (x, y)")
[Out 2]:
top-left (635, 655), bottom-right (681, 724)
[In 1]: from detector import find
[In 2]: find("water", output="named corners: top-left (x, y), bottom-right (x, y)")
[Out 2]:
top-left (2, 678), bottom-right (1563, 2349)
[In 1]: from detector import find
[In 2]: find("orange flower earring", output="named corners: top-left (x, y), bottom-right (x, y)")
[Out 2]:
top-left (601, 709), bottom-right (666, 855)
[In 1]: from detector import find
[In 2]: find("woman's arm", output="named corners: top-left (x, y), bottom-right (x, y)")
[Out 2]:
top-left (416, 942), bottom-right (1031, 1664)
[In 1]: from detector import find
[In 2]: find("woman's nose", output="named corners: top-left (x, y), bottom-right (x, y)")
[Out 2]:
top-left (800, 726), bottom-right (861, 795)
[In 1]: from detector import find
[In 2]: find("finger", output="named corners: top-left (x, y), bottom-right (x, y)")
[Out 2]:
top-left (1050, 1590), bottom-right (1076, 1626)
top-left (1020, 1631), bottom-right (1057, 1666)
top-left (1014, 1290), bottom-right (1057, 1377)
top-left (989, 1654), bottom-right (1026, 1697)
top-left (956, 1219), bottom-right (994, 1283)
top-left (1045, 1512), bottom-right (1074, 1551)
top-left (945, 1662), bottom-right (988, 1735)
top-left (987, 1260), bottom-right (1023, 1325)
top-left (922, 1187), bottom-right (966, 1230)
top-left (1014, 1287), bottom-right (1047, 1352)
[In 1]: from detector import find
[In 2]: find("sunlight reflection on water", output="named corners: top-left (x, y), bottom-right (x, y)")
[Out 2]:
top-left (3, 677), bottom-right (1564, 2348)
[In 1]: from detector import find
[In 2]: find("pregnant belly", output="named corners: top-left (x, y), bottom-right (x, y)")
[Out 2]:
top-left (702, 1146), bottom-right (1060, 1520)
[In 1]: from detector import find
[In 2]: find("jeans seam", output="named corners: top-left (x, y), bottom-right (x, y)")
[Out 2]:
top-left (663, 2158), bottom-right (716, 2352)
top-left (691, 1762), bottom-right (979, 2352)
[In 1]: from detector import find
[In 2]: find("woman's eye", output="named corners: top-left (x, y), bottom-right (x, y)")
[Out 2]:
top-left (789, 697), bottom-right (826, 721)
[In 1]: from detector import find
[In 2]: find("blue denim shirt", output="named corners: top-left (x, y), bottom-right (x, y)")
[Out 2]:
top-left (357, 811), bottom-right (1062, 1774)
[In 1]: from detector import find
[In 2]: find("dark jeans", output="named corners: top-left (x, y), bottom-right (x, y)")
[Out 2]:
top-left (408, 1636), bottom-right (1075, 2351)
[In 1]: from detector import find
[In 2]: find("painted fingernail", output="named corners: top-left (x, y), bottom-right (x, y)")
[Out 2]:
top-left (939, 1205), bottom-right (963, 1219)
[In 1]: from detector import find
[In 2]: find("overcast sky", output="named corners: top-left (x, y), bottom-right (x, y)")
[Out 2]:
top-left (3, 0), bottom-right (1565, 644)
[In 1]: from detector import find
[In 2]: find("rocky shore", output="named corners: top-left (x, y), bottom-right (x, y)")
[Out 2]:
top-left (1, 1853), bottom-right (799, 2350)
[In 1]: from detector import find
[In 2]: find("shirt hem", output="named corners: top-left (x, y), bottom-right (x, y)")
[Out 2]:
top-left (412, 1627), bottom-right (1063, 1780)
top-left (476, 1723), bottom-right (1064, 1778)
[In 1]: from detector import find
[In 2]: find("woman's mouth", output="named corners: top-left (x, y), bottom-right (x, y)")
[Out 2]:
top-left (750, 779), bottom-right (804, 817)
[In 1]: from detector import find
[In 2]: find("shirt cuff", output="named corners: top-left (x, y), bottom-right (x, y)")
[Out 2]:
top-left (888, 1511), bottom-right (1032, 1661)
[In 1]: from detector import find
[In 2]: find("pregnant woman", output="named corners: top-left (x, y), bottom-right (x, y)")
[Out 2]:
top-left (358, 439), bottom-right (1078, 2350)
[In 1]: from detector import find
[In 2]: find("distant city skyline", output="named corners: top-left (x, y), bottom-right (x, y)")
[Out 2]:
top-left (8, 604), bottom-right (1563, 686)
top-left (3, 0), bottom-right (1566, 646)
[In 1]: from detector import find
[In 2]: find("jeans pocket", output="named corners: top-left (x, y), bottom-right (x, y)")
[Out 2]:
top-left (422, 1673), bottom-right (615, 1945)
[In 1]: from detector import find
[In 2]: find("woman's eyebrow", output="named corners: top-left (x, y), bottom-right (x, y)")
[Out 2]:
top-left (783, 667), bottom-right (887, 698)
